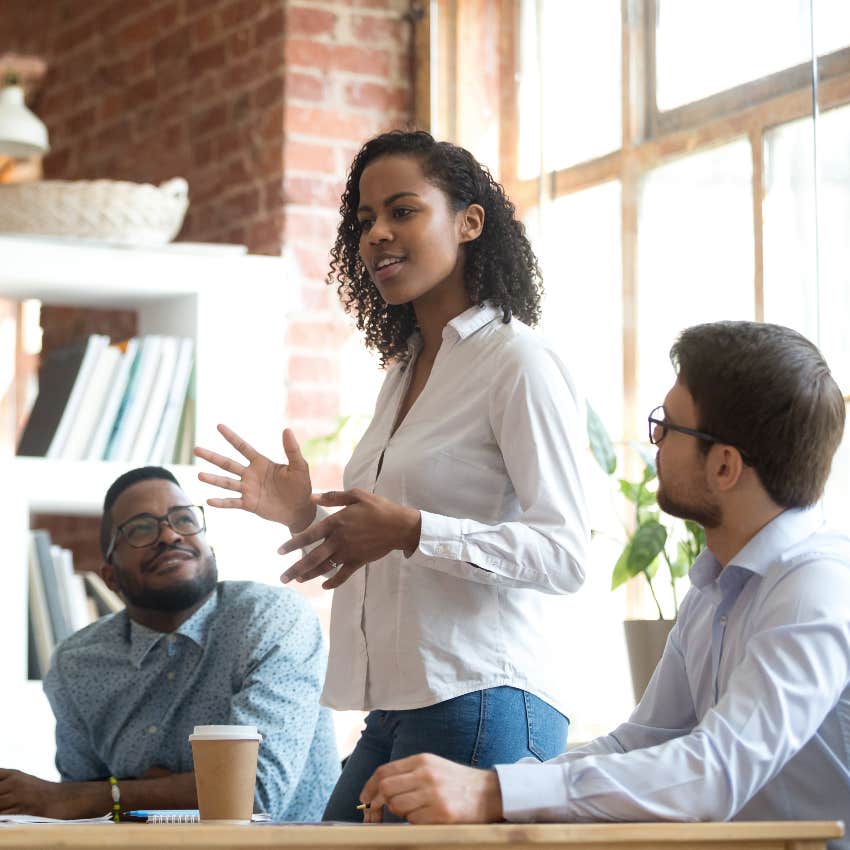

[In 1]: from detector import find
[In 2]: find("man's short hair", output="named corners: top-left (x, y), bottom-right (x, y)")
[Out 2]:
top-left (671, 321), bottom-right (845, 508)
top-left (100, 467), bottom-right (181, 558)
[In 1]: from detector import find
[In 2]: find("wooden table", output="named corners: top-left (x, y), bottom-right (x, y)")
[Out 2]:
top-left (0, 821), bottom-right (843, 850)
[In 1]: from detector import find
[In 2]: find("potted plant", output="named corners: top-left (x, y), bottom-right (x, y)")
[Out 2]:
top-left (587, 403), bottom-right (706, 702)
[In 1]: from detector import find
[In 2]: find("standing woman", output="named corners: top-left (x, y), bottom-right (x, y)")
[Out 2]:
top-left (195, 130), bottom-right (589, 821)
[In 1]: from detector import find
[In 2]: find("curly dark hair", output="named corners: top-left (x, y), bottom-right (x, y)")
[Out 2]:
top-left (327, 130), bottom-right (543, 366)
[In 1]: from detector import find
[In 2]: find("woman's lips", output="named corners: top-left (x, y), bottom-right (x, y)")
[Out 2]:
top-left (374, 258), bottom-right (405, 284)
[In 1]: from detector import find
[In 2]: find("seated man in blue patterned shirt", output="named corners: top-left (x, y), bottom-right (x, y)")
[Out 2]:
top-left (0, 466), bottom-right (339, 821)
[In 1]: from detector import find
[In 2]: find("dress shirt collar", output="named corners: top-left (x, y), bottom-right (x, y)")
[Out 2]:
top-left (689, 505), bottom-right (825, 591)
top-left (404, 302), bottom-right (502, 358)
top-left (128, 587), bottom-right (219, 668)
top-left (445, 301), bottom-right (501, 340)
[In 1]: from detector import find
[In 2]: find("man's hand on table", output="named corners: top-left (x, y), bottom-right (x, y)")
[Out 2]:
top-left (0, 769), bottom-right (75, 818)
top-left (359, 753), bottom-right (504, 824)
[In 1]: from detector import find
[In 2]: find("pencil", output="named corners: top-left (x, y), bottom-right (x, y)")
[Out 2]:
top-left (355, 802), bottom-right (371, 810)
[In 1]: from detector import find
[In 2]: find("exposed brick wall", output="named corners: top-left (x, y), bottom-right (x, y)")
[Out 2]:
top-left (281, 0), bottom-right (414, 484)
top-left (3, 2), bottom-right (414, 679)
top-left (1, 0), bottom-right (414, 473)
top-left (0, 0), bottom-right (292, 254)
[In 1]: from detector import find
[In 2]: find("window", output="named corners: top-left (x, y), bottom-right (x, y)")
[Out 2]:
top-left (424, 0), bottom-right (850, 735)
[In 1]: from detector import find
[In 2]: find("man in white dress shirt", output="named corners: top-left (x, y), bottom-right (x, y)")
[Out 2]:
top-left (358, 321), bottom-right (850, 842)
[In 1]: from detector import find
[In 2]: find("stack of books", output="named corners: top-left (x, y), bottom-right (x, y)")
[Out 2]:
top-left (28, 529), bottom-right (123, 678)
top-left (16, 335), bottom-right (195, 465)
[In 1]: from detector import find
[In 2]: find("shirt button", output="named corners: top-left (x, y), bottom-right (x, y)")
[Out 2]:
top-left (147, 725), bottom-right (157, 734)
top-left (719, 615), bottom-right (728, 625)
top-left (166, 671), bottom-right (176, 681)
top-left (167, 634), bottom-right (177, 644)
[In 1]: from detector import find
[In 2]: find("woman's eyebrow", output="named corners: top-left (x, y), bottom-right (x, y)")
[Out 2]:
top-left (357, 191), bottom-right (420, 214)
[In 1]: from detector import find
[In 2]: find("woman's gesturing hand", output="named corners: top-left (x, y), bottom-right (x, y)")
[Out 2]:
top-left (278, 488), bottom-right (422, 589)
top-left (194, 425), bottom-right (316, 531)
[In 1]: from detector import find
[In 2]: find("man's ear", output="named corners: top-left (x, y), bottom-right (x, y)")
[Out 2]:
top-left (458, 203), bottom-right (485, 244)
top-left (707, 444), bottom-right (746, 494)
top-left (100, 561), bottom-right (121, 595)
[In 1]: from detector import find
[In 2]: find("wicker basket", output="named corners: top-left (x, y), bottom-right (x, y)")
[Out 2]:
top-left (0, 177), bottom-right (189, 245)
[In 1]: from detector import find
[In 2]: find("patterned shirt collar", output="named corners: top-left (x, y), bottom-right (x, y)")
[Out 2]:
top-left (128, 589), bottom-right (219, 669)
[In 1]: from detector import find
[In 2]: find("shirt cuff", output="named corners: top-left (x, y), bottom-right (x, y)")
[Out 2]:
top-left (416, 509), bottom-right (463, 560)
top-left (495, 762), bottom-right (570, 822)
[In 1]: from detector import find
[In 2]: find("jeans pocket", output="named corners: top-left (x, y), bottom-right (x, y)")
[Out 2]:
top-left (524, 691), bottom-right (569, 762)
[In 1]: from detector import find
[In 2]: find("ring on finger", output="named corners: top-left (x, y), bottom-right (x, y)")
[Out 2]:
top-left (329, 559), bottom-right (341, 569)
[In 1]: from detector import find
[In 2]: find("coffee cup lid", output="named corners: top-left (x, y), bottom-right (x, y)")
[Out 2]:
top-left (188, 724), bottom-right (263, 742)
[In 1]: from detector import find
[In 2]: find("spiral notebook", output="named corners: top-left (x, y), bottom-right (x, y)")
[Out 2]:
top-left (125, 810), bottom-right (270, 823)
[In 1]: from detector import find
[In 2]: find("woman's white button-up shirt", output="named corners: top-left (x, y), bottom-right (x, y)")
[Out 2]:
top-left (321, 303), bottom-right (590, 713)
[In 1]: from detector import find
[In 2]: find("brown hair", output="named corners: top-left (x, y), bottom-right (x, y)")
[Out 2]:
top-left (671, 321), bottom-right (845, 508)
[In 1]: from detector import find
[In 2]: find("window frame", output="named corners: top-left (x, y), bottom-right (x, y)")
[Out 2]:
top-left (416, 0), bottom-right (850, 429)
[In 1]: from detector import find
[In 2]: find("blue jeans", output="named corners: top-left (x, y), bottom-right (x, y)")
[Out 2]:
top-left (322, 686), bottom-right (568, 822)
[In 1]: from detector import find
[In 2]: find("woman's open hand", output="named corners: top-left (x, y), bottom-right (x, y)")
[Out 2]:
top-left (278, 488), bottom-right (421, 589)
top-left (194, 425), bottom-right (316, 531)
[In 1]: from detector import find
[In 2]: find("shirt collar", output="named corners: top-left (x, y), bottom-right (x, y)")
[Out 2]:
top-left (726, 505), bottom-right (825, 576)
top-left (689, 505), bottom-right (825, 591)
top-left (444, 302), bottom-right (501, 341)
top-left (127, 587), bottom-right (219, 669)
top-left (404, 302), bottom-right (501, 357)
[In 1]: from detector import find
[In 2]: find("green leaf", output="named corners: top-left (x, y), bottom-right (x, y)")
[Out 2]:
top-left (645, 556), bottom-right (659, 580)
top-left (670, 545), bottom-right (691, 579)
top-left (611, 542), bottom-right (632, 590)
top-left (587, 403), bottom-right (617, 475)
top-left (618, 479), bottom-right (656, 508)
top-left (618, 479), bottom-right (640, 504)
top-left (627, 521), bottom-right (667, 576)
top-left (684, 519), bottom-right (706, 549)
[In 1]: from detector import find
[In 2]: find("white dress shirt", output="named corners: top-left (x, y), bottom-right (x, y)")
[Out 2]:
top-left (320, 302), bottom-right (589, 712)
top-left (496, 507), bottom-right (850, 847)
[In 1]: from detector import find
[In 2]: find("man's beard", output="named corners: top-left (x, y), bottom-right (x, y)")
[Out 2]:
top-left (656, 459), bottom-right (722, 529)
top-left (657, 482), bottom-right (721, 529)
top-left (114, 551), bottom-right (218, 612)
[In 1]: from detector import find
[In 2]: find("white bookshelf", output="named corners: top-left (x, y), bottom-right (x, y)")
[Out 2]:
top-left (0, 236), bottom-right (295, 778)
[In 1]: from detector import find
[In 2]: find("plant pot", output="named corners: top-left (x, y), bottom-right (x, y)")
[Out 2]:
top-left (623, 618), bottom-right (675, 703)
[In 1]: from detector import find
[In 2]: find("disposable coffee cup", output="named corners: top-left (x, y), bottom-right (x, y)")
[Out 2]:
top-left (189, 725), bottom-right (263, 823)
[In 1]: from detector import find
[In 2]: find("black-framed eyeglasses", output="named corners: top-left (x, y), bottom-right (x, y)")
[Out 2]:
top-left (647, 405), bottom-right (752, 465)
top-left (106, 505), bottom-right (206, 561)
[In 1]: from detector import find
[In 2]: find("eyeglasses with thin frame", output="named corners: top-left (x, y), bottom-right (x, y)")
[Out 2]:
top-left (106, 505), bottom-right (206, 561)
top-left (647, 405), bottom-right (752, 465)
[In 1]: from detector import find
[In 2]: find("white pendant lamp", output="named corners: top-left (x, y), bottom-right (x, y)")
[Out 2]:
top-left (0, 75), bottom-right (49, 158)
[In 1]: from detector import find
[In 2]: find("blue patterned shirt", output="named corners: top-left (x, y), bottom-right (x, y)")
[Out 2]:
top-left (43, 581), bottom-right (339, 821)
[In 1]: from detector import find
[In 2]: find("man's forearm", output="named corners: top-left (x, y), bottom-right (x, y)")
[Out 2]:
top-left (56, 772), bottom-right (197, 819)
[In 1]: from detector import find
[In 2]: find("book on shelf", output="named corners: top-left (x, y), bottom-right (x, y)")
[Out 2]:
top-left (28, 532), bottom-right (126, 678)
top-left (82, 571), bottom-right (124, 617)
top-left (85, 338), bottom-right (140, 461)
top-left (30, 530), bottom-right (73, 646)
top-left (60, 343), bottom-right (122, 460)
top-left (16, 337), bottom-right (90, 457)
top-left (51, 545), bottom-right (91, 634)
top-left (27, 535), bottom-right (55, 678)
top-left (148, 337), bottom-right (194, 465)
top-left (105, 336), bottom-right (163, 461)
top-left (15, 333), bottom-right (195, 464)
top-left (128, 336), bottom-right (179, 464)
top-left (171, 366), bottom-right (196, 464)
top-left (45, 335), bottom-right (110, 459)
